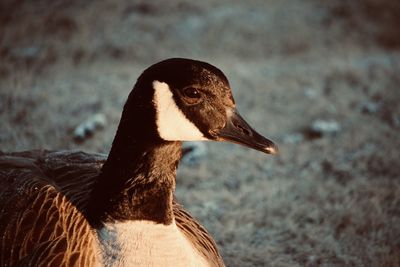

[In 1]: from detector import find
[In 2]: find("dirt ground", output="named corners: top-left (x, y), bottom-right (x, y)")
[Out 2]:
top-left (1, 0), bottom-right (400, 266)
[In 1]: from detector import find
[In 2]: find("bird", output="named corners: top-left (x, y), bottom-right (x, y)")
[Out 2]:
top-left (0, 58), bottom-right (278, 266)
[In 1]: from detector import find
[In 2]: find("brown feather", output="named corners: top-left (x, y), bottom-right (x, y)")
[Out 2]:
top-left (0, 150), bottom-right (224, 266)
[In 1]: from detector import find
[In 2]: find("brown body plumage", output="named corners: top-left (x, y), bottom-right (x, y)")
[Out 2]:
top-left (0, 150), bottom-right (224, 266)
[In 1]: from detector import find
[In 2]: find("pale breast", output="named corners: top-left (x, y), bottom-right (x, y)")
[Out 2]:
top-left (97, 220), bottom-right (211, 267)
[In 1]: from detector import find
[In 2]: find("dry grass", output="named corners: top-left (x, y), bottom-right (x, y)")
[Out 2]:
top-left (1, 0), bottom-right (399, 266)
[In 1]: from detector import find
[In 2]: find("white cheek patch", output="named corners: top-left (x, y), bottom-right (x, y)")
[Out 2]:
top-left (153, 81), bottom-right (207, 141)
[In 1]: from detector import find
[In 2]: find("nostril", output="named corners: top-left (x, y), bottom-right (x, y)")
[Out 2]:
top-left (240, 126), bottom-right (251, 136)
top-left (233, 121), bottom-right (251, 136)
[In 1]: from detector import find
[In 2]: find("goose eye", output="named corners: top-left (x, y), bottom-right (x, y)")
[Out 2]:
top-left (183, 87), bottom-right (201, 99)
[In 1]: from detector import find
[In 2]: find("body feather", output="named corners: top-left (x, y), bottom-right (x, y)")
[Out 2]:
top-left (0, 150), bottom-right (224, 266)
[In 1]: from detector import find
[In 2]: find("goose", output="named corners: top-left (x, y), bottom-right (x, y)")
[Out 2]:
top-left (0, 58), bottom-right (278, 267)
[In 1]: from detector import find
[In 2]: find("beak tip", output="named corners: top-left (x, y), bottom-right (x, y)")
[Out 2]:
top-left (265, 144), bottom-right (279, 155)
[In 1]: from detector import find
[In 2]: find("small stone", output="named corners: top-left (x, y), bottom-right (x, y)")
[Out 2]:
top-left (11, 46), bottom-right (41, 59)
top-left (74, 113), bottom-right (106, 141)
top-left (304, 88), bottom-right (317, 99)
top-left (392, 114), bottom-right (400, 128)
top-left (181, 142), bottom-right (208, 166)
top-left (360, 101), bottom-right (380, 114)
top-left (310, 119), bottom-right (341, 135)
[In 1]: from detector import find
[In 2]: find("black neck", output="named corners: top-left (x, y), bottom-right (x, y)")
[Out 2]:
top-left (87, 133), bottom-right (182, 227)
top-left (86, 82), bottom-right (182, 227)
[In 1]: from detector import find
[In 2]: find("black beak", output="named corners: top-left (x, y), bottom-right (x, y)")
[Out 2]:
top-left (209, 109), bottom-right (278, 155)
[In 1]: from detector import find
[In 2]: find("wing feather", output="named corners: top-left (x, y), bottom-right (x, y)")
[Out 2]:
top-left (0, 150), bottom-right (224, 266)
top-left (0, 150), bottom-right (98, 266)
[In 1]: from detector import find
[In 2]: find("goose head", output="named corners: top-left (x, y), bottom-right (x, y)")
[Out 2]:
top-left (122, 58), bottom-right (278, 154)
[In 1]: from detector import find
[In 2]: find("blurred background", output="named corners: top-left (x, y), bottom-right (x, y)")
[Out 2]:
top-left (1, 0), bottom-right (399, 266)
